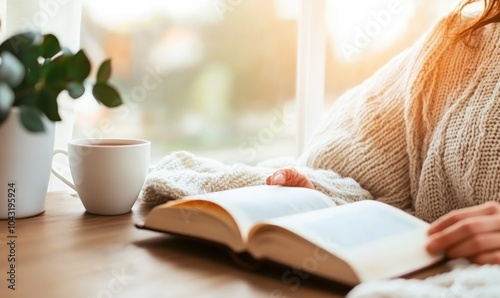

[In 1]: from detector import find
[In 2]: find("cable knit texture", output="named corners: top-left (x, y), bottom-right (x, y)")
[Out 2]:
top-left (300, 13), bottom-right (500, 223)
top-left (141, 11), bottom-right (500, 297)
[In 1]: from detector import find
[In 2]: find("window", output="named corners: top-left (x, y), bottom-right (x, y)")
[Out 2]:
top-left (74, 0), bottom-right (459, 165)
top-left (75, 0), bottom-right (300, 165)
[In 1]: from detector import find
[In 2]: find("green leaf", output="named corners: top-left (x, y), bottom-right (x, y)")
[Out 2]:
top-left (20, 48), bottom-right (43, 85)
top-left (44, 54), bottom-right (70, 82)
top-left (0, 51), bottom-right (25, 87)
top-left (0, 31), bottom-right (42, 56)
top-left (66, 82), bottom-right (85, 99)
top-left (68, 50), bottom-right (91, 82)
top-left (12, 92), bottom-right (36, 107)
top-left (20, 106), bottom-right (45, 132)
top-left (0, 82), bottom-right (14, 113)
top-left (0, 110), bottom-right (8, 126)
top-left (92, 83), bottom-right (122, 107)
top-left (96, 59), bottom-right (112, 83)
top-left (40, 34), bottom-right (61, 59)
top-left (36, 89), bottom-right (61, 121)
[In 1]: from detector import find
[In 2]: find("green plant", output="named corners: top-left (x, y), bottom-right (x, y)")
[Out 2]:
top-left (0, 30), bottom-right (122, 132)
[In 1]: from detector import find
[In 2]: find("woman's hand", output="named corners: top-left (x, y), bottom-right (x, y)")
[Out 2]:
top-left (426, 201), bottom-right (500, 264)
top-left (265, 168), bottom-right (315, 189)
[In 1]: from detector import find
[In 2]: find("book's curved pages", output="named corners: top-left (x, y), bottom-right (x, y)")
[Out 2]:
top-left (136, 185), bottom-right (443, 286)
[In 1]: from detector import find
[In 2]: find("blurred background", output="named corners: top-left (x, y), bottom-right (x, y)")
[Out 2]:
top-left (74, 0), bottom-right (460, 165)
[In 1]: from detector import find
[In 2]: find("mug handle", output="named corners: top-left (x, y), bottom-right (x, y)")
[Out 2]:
top-left (51, 149), bottom-right (76, 191)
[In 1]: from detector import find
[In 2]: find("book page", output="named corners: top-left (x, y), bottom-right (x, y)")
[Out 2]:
top-left (186, 185), bottom-right (336, 242)
top-left (295, 205), bottom-right (418, 249)
top-left (257, 200), bottom-right (424, 251)
top-left (249, 200), bottom-right (441, 282)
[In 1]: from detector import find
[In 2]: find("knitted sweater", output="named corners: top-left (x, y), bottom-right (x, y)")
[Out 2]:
top-left (300, 12), bottom-right (500, 223)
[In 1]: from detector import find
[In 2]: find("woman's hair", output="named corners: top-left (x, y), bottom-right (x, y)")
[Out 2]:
top-left (455, 0), bottom-right (500, 39)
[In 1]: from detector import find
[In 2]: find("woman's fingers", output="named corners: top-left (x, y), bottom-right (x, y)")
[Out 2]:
top-left (428, 202), bottom-right (500, 235)
top-left (471, 250), bottom-right (500, 265)
top-left (427, 215), bottom-right (500, 253)
top-left (445, 231), bottom-right (500, 259)
top-left (266, 170), bottom-right (285, 185)
top-left (266, 168), bottom-right (315, 189)
top-left (426, 202), bottom-right (500, 261)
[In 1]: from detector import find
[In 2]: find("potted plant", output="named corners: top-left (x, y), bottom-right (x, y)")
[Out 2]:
top-left (0, 30), bottom-right (123, 219)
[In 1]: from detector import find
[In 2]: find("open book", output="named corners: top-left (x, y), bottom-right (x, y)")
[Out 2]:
top-left (137, 185), bottom-right (443, 286)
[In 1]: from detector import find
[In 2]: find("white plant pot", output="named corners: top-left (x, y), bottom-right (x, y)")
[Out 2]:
top-left (0, 108), bottom-right (55, 219)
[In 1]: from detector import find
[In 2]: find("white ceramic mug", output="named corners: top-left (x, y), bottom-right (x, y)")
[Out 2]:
top-left (51, 138), bottom-right (151, 215)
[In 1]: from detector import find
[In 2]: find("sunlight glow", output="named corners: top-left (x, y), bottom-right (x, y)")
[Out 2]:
top-left (83, 0), bottom-right (214, 29)
top-left (327, 0), bottom-right (416, 61)
top-left (326, 0), bottom-right (465, 62)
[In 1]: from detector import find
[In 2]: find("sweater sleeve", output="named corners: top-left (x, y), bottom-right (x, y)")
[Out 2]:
top-left (296, 44), bottom-right (417, 213)
top-left (294, 166), bottom-right (373, 205)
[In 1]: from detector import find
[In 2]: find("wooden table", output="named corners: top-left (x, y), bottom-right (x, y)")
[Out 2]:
top-left (0, 191), bottom-right (350, 298)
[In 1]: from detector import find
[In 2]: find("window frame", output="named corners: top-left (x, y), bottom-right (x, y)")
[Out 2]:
top-left (295, 0), bottom-right (326, 155)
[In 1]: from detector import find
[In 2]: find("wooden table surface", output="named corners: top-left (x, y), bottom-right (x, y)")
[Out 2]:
top-left (0, 191), bottom-right (351, 298)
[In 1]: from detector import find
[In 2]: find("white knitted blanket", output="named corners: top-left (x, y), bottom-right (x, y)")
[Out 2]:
top-left (141, 11), bottom-right (500, 298)
top-left (347, 260), bottom-right (500, 298)
top-left (142, 151), bottom-right (371, 205)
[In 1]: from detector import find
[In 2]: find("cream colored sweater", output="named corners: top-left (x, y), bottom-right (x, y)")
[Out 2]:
top-left (300, 13), bottom-right (500, 222)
